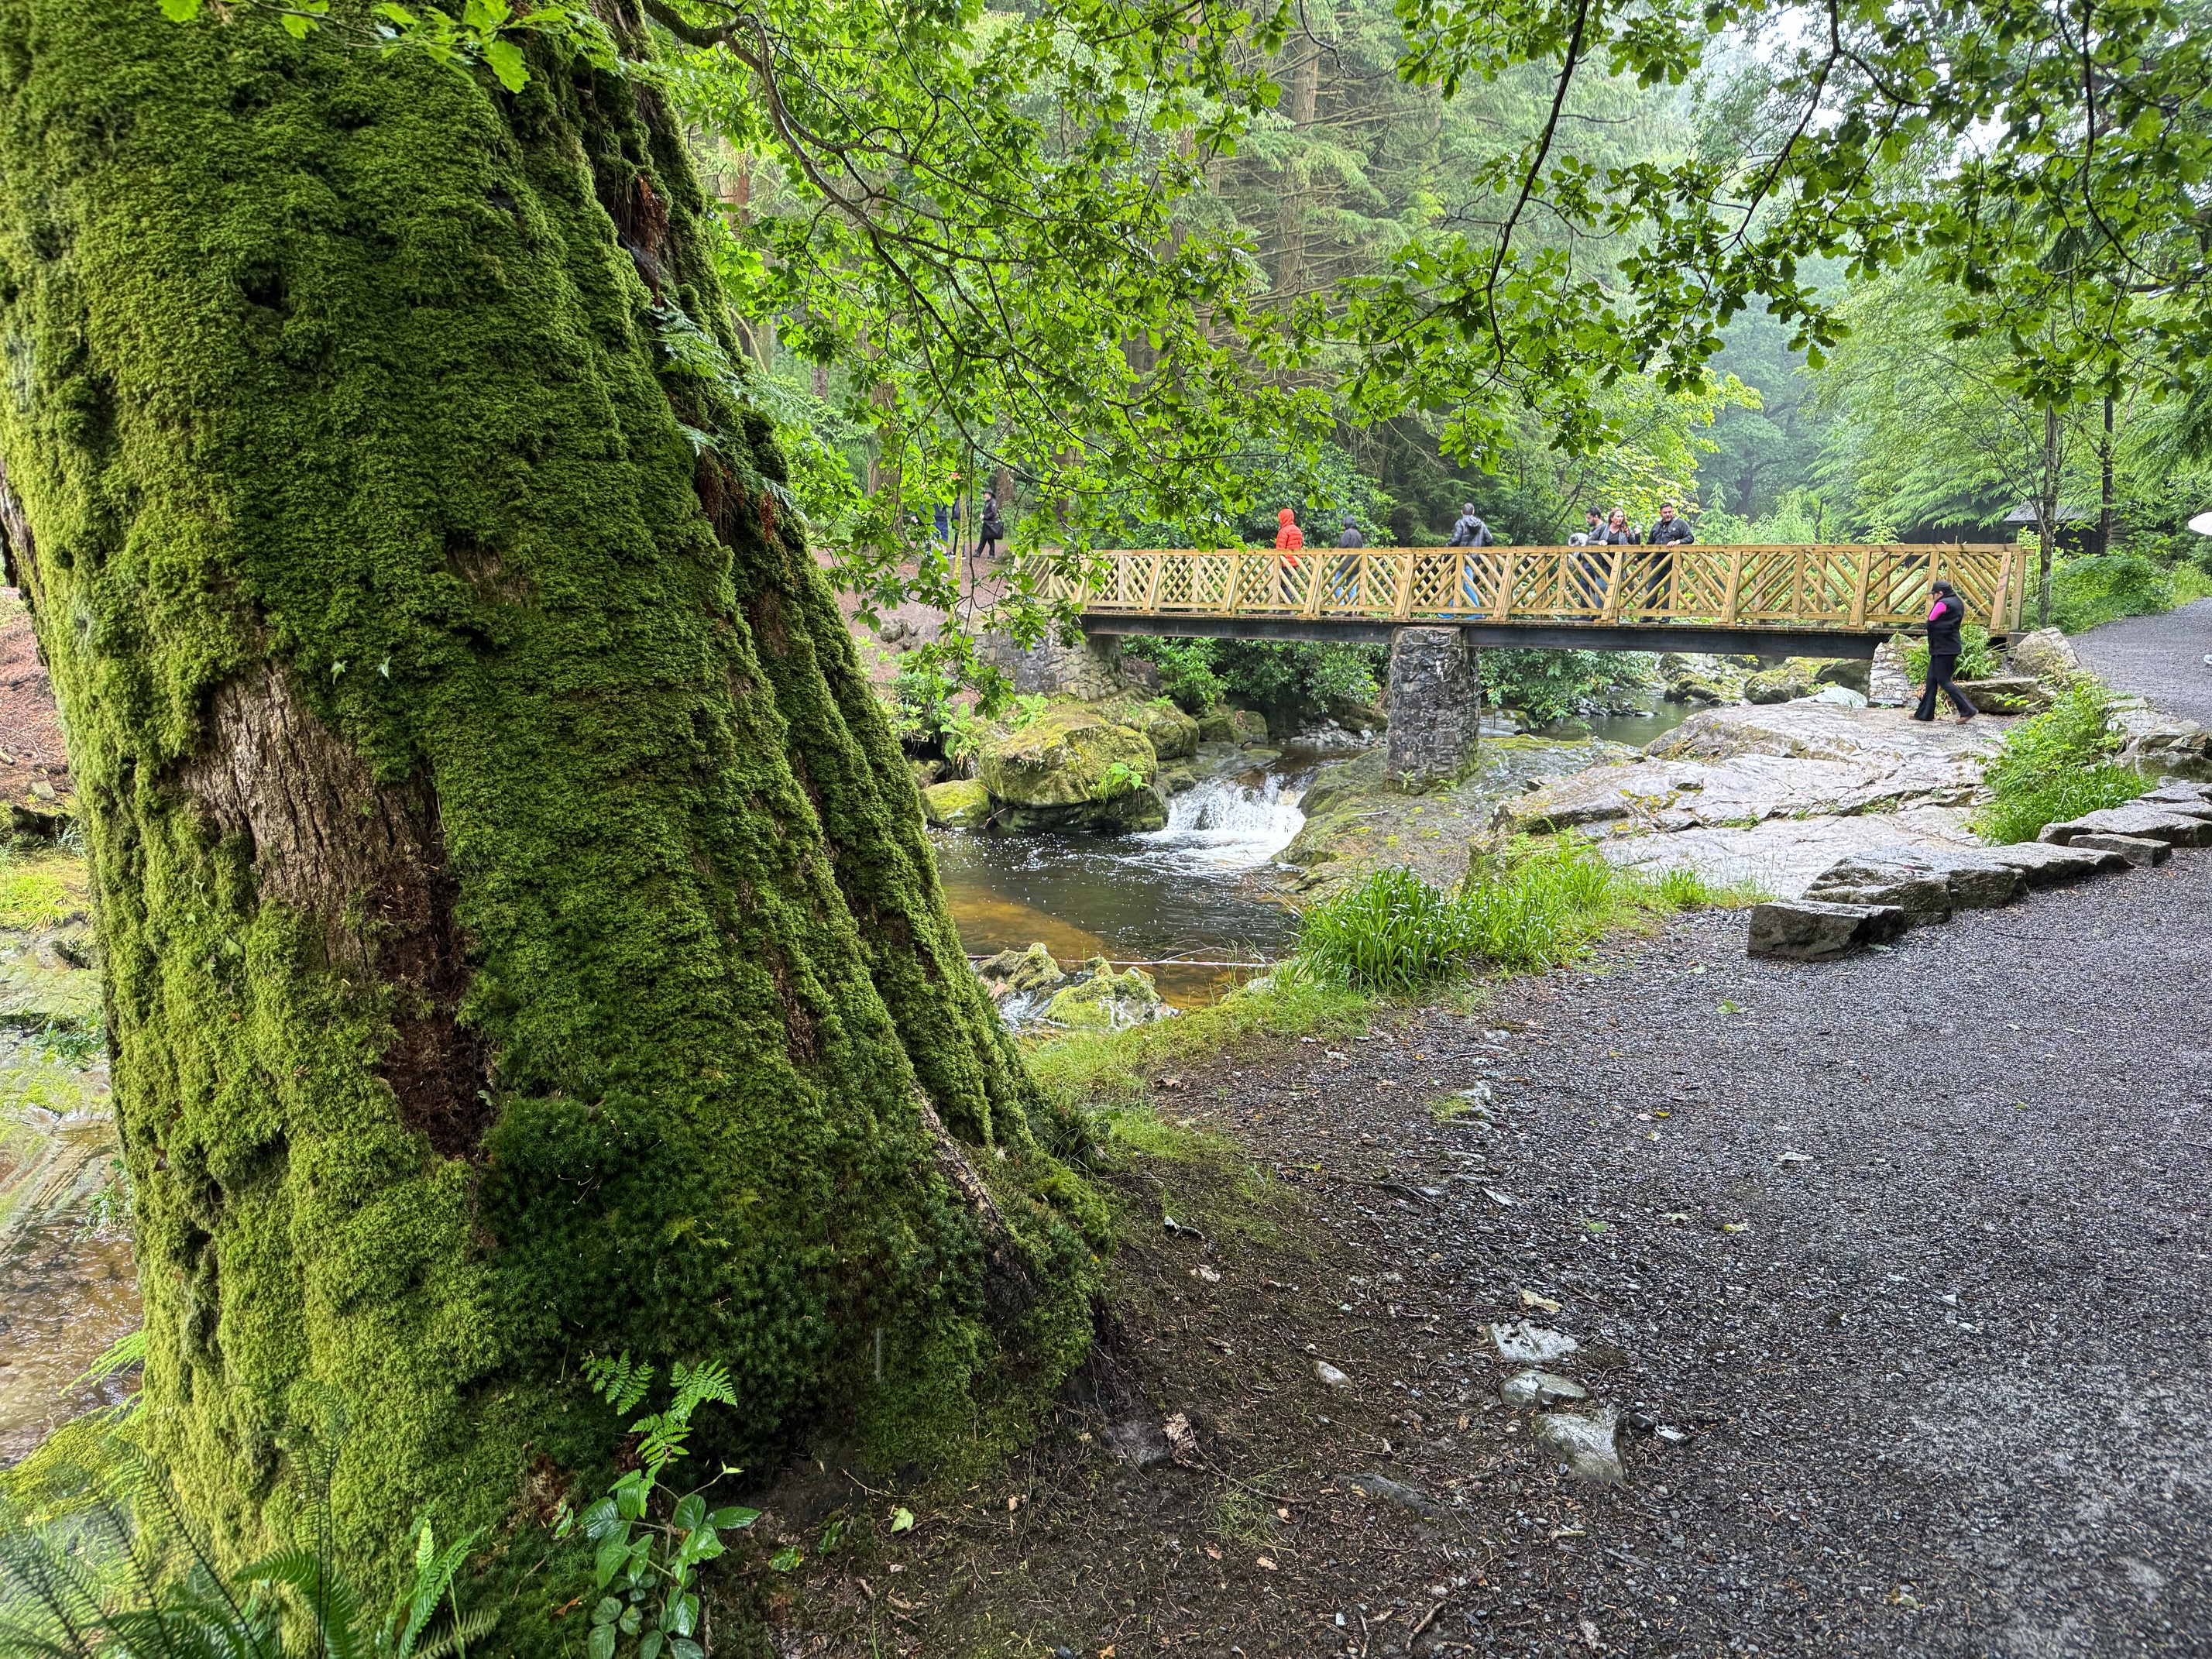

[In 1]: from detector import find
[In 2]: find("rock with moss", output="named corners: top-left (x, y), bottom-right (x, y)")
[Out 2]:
top-left (976, 702), bottom-right (1167, 830)
top-left (921, 778), bottom-right (994, 828)
top-left (1227, 707), bottom-right (1273, 745)
top-left (1101, 693), bottom-right (1200, 761)
top-left (1043, 959), bottom-right (1170, 1029)
top-left (1743, 666), bottom-right (1815, 704)
top-left (1195, 709), bottom-right (1238, 744)
top-left (974, 943), bottom-right (1066, 997)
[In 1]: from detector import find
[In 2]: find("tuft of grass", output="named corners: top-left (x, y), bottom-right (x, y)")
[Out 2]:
top-left (1973, 678), bottom-right (2145, 843)
top-left (1209, 1488), bottom-right (1281, 1547)
top-left (1287, 838), bottom-right (1757, 994)
top-left (0, 850), bottom-right (88, 933)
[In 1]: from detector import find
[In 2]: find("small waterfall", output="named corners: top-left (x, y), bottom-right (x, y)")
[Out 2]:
top-left (1135, 770), bottom-right (1305, 867)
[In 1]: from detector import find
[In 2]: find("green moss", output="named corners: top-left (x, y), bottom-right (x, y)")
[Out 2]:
top-left (0, 0), bottom-right (1097, 1611)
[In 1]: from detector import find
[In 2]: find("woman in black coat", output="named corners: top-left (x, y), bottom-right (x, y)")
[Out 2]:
top-left (1912, 579), bottom-right (1979, 722)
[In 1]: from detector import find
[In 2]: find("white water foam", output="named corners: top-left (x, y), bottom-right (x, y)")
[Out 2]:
top-left (1133, 771), bottom-right (1306, 869)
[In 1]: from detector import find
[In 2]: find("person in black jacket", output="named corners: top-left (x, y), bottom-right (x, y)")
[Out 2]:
top-left (1644, 501), bottom-right (1695, 610)
top-left (1912, 579), bottom-right (1978, 722)
top-left (975, 492), bottom-right (1005, 561)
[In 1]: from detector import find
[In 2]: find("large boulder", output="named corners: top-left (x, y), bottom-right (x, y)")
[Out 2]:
top-left (978, 704), bottom-right (1156, 809)
top-left (1101, 693), bottom-right (1200, 761)
top-left (1227, 707), bottom-right (1272, 745)
top-left (1043, 959), bottom-right (1170, 1030)
top-left (1805, 846), bottom-right (2027, 915)
top-left (920, 778), bottom-right (993, 828)
top-left (2005, 627), bottom-right (2080, 684)
top-left (1743, 666), bottom-right (1814, 705)
top-left (1813, 658), bottom-right (1872, 695)
top-left (1195, 709), bottom-right (1238, 744)
top-left (1953, 676), bottom-right (2051, 716)
top-left (1747, 898), bottom-right (1909, 960)
top-left (2113, 713), bottom-right (2212, 782)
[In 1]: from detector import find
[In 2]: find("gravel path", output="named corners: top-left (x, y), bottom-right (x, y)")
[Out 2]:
top-left (1378, 849), bottom-right (2212, 1654)
top-left (2072, 598), bottom-right (2212, 725)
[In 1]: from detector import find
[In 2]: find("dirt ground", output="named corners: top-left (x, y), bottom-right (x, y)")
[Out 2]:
top-left (743, 845), bottom-right (2212, 1659)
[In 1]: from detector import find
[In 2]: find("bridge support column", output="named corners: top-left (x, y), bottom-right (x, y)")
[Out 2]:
top-left (1385, 626), bottom-right (1482, 788)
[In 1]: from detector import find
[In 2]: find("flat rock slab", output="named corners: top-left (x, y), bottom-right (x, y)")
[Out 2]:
top-left (1490, 1321), bottom-right (1580, 1365)
top-left (2040, 805), bottom-right (2212, 848)
top-left (1595, 805), bottom-right (1984, 898)
top-left (2138, 780), bottom-right (2212, 817)
top-left (1747, 899), bottom-right (1909, 961)
top-left (2071, 832), bottom-right (2171, 867)
top-left (1805, 847), bottom-right (2028, 914)
top-left (1533, 1407), bottom-right (1625, 1486)
top-left (1977, 839), bottom-right (2131, 885)
top-left (1502, 1369), bottom-right (1588, 1407)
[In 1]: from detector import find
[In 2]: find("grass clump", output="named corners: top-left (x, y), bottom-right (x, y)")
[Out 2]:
top-left (1289, 839), bottom-right (1753, 994)
top-left (1025, 974), bottom-right (1374, 1114)
top-left (1973, 678), bottom-right (2145, 843)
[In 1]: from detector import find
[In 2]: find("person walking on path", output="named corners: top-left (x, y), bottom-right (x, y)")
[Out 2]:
top-left (1274, 507), bottom-right (1304, 604)
top-left (974, 492), bottom-right (1005, 562)
top-left (1331, 511), bottom-right (1365, 604)
top-left (1449, 502), bottom-right (1493, 610)
top-left (1912, 579), bottom-right (1979, 722)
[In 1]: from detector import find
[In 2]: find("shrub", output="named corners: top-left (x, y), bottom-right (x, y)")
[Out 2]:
top-left (2046, 552), bottom-right (2177, 634)
top-left (1903, 623), bottom-right (2002, 684)
top-left (1973, 679), bottom-right (2145, 843)
top-left (1121, 638), bottom-right (1227, 716)
top-left (1293, 865), bottom-right (1475, 995)
top-left (1478, 649), bottom-right (1654, 726)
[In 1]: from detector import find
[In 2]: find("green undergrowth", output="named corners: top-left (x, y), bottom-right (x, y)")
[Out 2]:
top-left (1902, 622), bottom-right (2003, 684)
top-left (2047, 551), bottom-right (2212, 634)
top-left (1025, 977), bottom-right (1376, 1115)
top-left (0, 847), bottom-right (89, 933)
top-left (1973, 678), bottom-right (2146, 843)
top-left (1290, 838), bottom-right (1760, 994)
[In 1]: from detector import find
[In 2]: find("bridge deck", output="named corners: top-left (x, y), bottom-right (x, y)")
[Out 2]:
top-left (1050, 543), bottom-right (2028, 651)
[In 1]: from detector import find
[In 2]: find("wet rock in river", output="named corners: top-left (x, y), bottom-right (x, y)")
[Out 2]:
top-left (920, 778), bottom-right (993, 829)
top-left (976, 702), bottom-right (1159, 826)
top-left (974, 943), bottom-right (1066, 998)
top-left (1042, 959), bottom-right (1170, 1030)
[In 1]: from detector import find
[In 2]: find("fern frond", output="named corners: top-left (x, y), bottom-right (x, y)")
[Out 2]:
top-left (582, 1355), bottom-right (651, 1417)
top-left (407, 1606), bottom-right (498, 1659)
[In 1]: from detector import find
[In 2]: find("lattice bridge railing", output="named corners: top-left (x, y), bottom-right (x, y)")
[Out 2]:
top-left (1036, 544), bottom-right (2028, 634)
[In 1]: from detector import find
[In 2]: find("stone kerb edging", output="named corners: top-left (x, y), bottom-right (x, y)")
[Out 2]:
top-left (1747, 778), bottom-right (2212, 960)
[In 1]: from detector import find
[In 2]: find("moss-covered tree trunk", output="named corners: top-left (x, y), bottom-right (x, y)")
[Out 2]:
top-left (0, 0), bottom-right (1097, 1577)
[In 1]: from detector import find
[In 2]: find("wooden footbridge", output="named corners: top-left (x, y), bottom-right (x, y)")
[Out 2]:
top-left (1048, 542), bottom-right (2032, 657)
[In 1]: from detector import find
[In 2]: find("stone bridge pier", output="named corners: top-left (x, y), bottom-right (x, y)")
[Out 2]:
top-left (1384, 626), bottom-right (1482, 788)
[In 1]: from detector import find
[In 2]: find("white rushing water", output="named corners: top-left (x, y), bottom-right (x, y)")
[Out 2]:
top-left (1132, 769), bottom-right (1307, 869)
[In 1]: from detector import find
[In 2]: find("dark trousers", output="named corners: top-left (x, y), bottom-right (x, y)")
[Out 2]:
top-left (1915, 653), bottom-right (1977, 719)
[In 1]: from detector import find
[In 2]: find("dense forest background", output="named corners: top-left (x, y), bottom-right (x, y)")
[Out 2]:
top-left (675, 2), bottom-right (2212, 581)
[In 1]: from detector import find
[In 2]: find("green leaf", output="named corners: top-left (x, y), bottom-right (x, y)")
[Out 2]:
top-left (706, 1506), bottom-right (759, 1530)
top-left (619, 1605), bottom-right (643, 1636)
top-left (592, 1537), bottom-right (627, 1589)
top-left (157, 0), bottom-right (203, 19)
top-left (768, 1546), bottom-right (802, 1572)
top-left (673, 1493), bottom-right (706, 1532)
top-left (279, 12), bottom-right (313, 38)
top-left (889, 1506), bottom-right (915, 1534)
top-left (671, 1643), bottom-right (704, 1659)
top-left (592, 1598), bottom-right (622, 1626)
top-left (483, 37), bottom-right (529, 93)
top-left (640, 1633), bottom-right (664, 1659)
top-left (586, 1624), bottom-right (617, 1659)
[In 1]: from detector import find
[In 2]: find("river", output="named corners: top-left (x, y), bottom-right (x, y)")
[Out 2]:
top-left (932, 700), bottom-right (1694, 1005)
